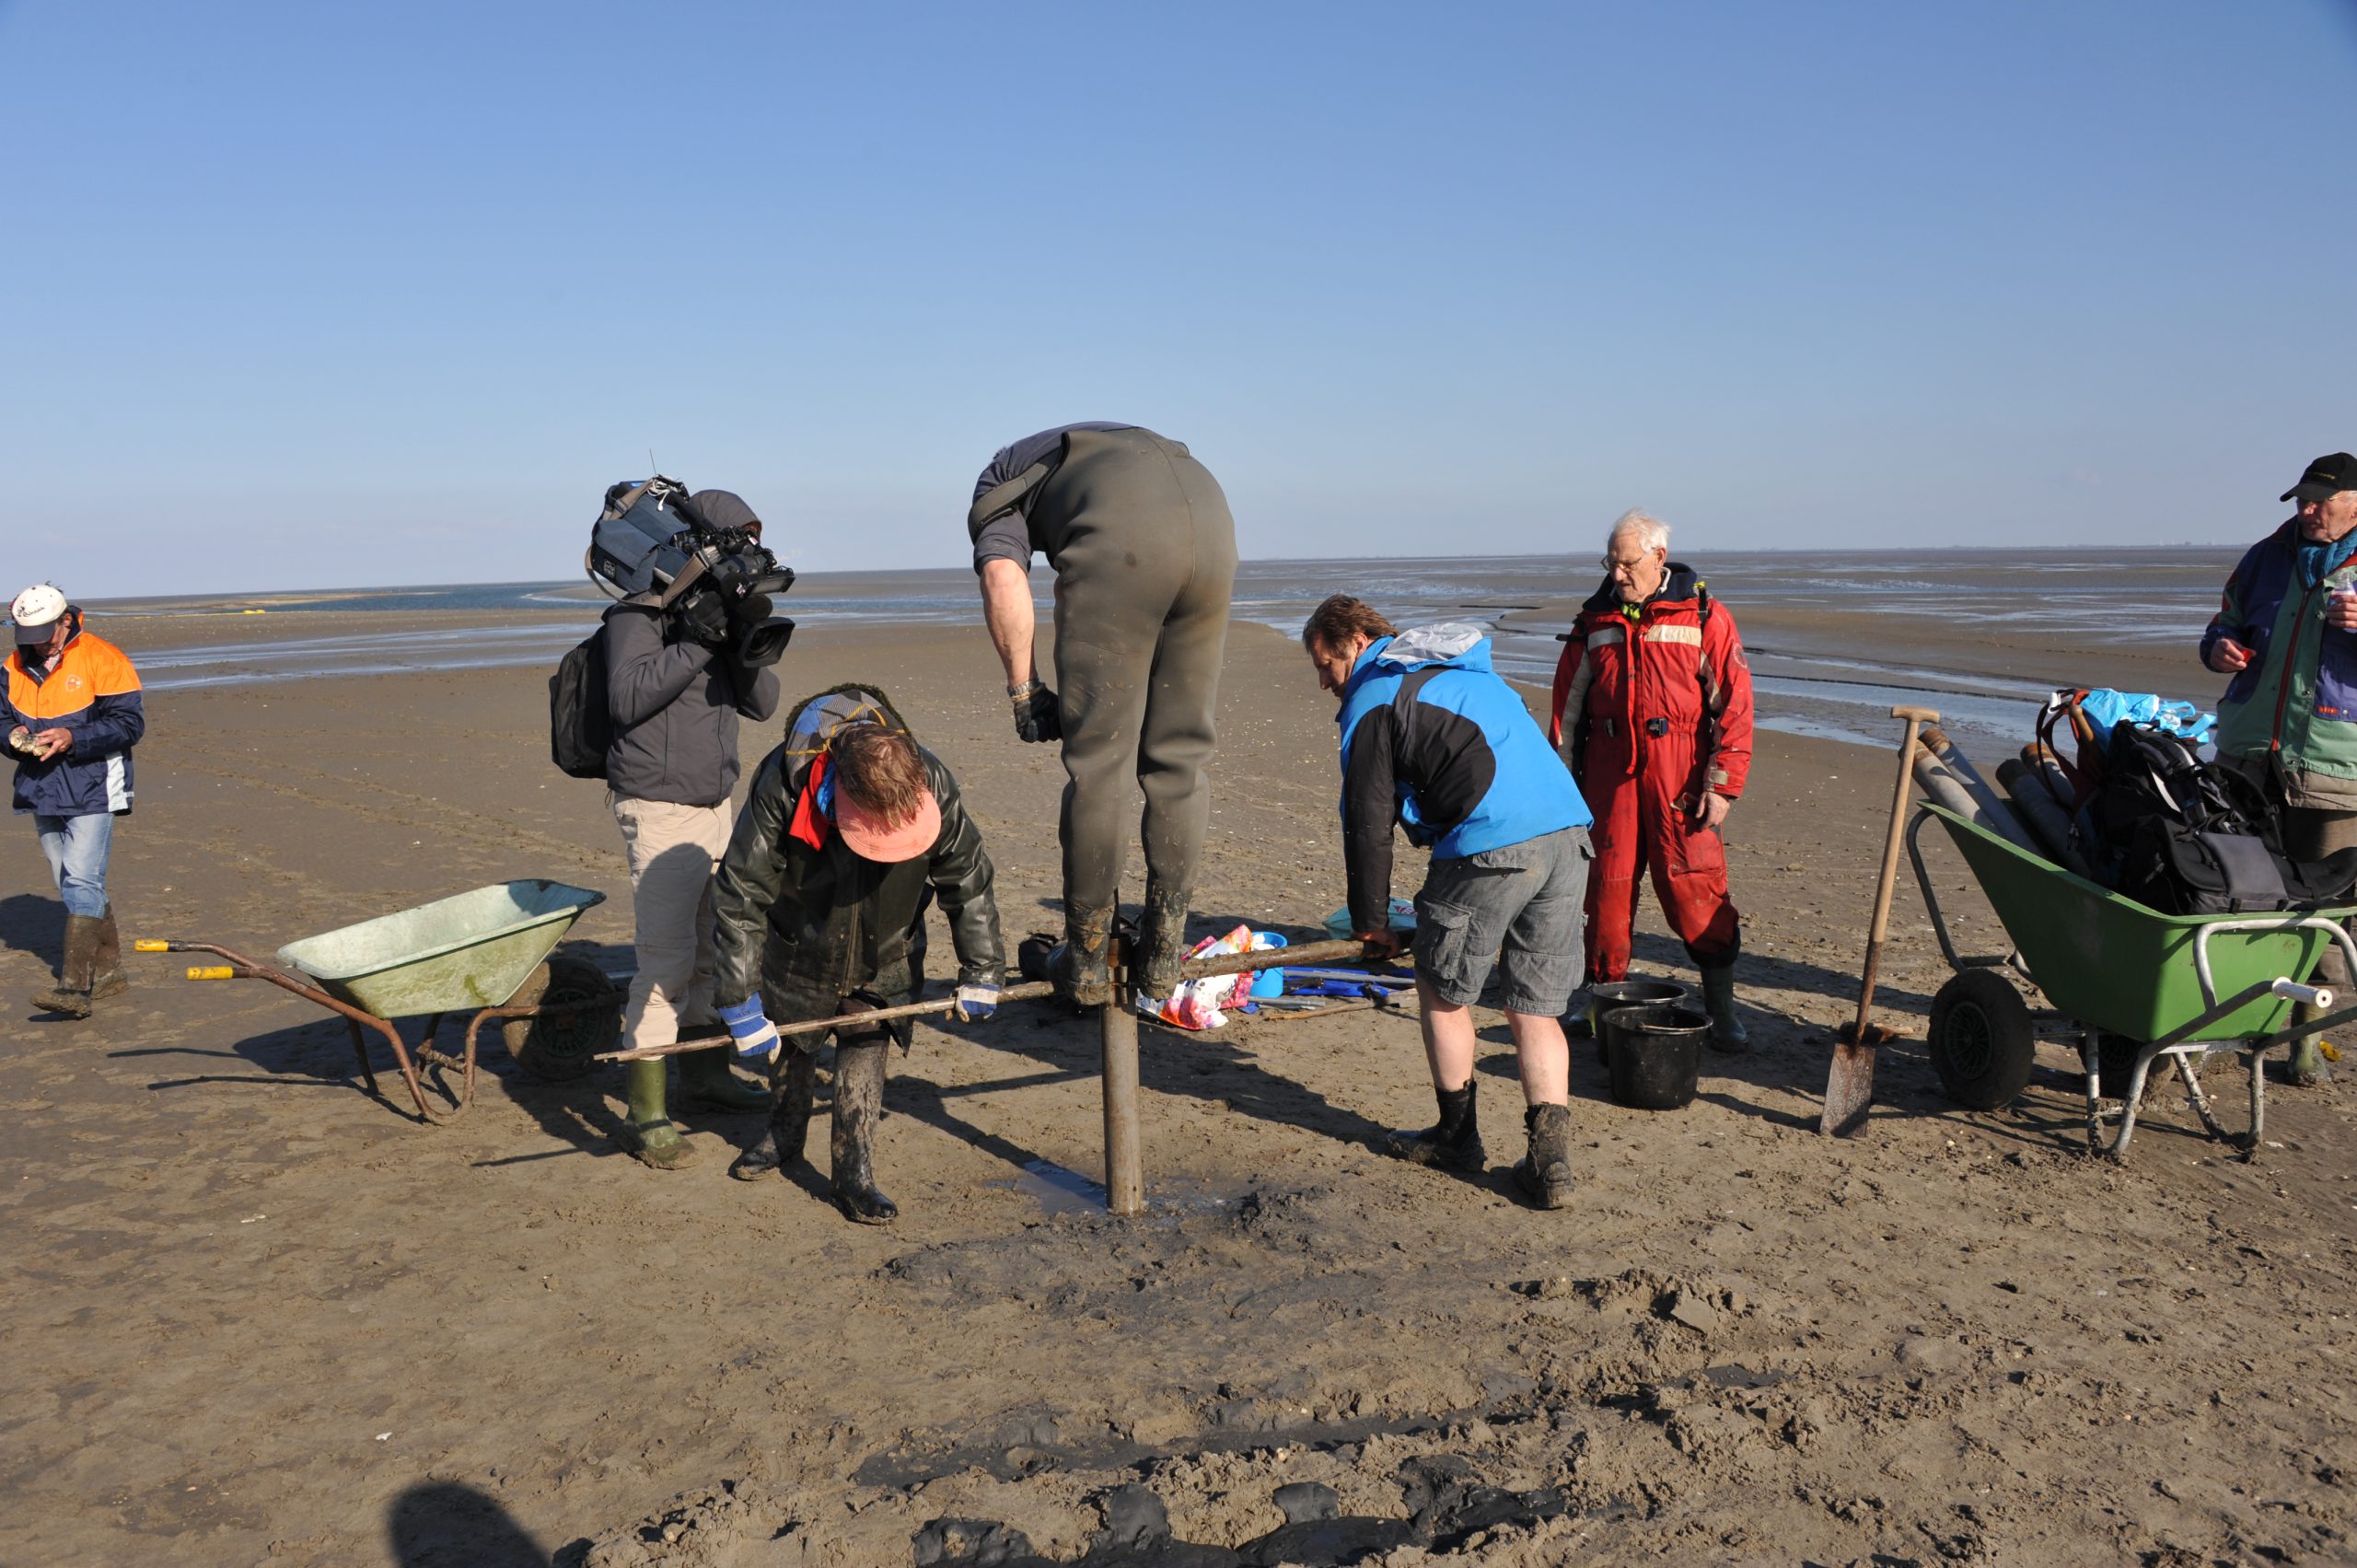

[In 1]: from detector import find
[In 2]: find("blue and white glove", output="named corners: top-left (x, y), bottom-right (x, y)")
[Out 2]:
top-left (717, 995), bottom-right (781, 1058)
top-left (949, 982), bottom-right (999, 1023)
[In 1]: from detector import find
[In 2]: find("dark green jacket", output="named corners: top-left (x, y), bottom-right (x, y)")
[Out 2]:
top-left (709, 687), bottom-right (1004, 1010)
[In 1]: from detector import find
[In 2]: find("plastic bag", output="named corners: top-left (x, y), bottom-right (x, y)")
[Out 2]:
top-left (2077, 689), bottom-right (2215, 749)
top-left (1136, 923), bottom-right (1266, 1029)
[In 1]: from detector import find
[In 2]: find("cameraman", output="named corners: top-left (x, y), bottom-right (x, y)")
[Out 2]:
top-left (602, 488), bottom-right (781, 1169)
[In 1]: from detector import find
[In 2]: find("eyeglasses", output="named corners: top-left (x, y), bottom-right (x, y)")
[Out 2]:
top-left (1600, 555), bottom-right (1650, 574)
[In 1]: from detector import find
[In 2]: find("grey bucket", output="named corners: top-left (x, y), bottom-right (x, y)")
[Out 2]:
top-left (1604, 1004), bottom-right (1710, 1110)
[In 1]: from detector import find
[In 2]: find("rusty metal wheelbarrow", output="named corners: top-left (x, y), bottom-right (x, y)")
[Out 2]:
top-left (137, 879), bottom-right (621, 1124)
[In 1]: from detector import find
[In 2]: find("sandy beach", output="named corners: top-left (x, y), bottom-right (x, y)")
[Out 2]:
top-left (3, 592), bottom-right (2353, 1565)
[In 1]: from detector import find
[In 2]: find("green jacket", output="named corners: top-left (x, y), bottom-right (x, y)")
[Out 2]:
top-left (710, 686), bottom-right (1004, 1010)
top-left (2204, 522), bottom-right (2357, 809)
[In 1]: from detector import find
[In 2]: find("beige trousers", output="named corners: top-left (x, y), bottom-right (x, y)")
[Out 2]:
top-left (610, 794), bottom-right (735, 1053)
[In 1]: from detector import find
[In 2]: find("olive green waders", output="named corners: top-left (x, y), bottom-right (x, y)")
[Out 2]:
top-left (1029, 429), bottom-right (1238, 993)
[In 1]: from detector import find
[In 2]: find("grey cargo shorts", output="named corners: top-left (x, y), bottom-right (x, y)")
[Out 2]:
top-left (1411, 827), bottom-right (1593, 1016)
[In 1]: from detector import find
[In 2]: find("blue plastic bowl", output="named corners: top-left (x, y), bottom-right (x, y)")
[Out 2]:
top-left (1248, 932), bottom-right (1289, 999)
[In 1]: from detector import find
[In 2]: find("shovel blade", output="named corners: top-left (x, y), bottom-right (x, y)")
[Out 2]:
top-left (1819, 1042), bottom-right (1876, 1136)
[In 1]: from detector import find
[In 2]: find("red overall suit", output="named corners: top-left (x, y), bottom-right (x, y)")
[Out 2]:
top-left (1548, 566), bottom-right (1752, 982)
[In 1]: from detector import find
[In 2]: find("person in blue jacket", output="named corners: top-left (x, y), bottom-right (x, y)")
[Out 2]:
top-left (1302, 595), bottom-right (1595, 1209)
top-left (6, 584), bottom-right (146, 1018)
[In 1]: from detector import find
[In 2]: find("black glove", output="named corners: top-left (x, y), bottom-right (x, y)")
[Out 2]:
top-left (1010, 679), bottom-right (1062, 744)
top-left (675, 588), bottom-right (732, 649)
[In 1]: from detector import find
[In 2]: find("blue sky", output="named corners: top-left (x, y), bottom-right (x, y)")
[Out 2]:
top-left (4, 1), bottom-right (2352, 596)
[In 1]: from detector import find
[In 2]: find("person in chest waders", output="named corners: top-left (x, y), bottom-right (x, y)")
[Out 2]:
top-left (1550, 509), bottom-right (1756, 1051)
top-left (968, 424), bottom-right (1237, 1008)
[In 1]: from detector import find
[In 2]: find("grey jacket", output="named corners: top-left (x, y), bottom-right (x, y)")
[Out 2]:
top-left (600, 603), bottom-right (781, 805)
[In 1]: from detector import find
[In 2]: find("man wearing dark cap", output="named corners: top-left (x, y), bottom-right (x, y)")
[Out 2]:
top-left (2201, 452), bottom-right (2357, 1085)
top-left (6, 583), bottom-right (145, 1018)
top-left (598, 488), bottom-right (780, 1167)
top-left (967, 424), bottom-right (1237, 1009)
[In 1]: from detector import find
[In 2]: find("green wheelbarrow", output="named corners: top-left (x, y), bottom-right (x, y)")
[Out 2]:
top-left (137, 879), bottom-right (621, 1125)
top-left (1908, 803), bottom-right (2356, 1158)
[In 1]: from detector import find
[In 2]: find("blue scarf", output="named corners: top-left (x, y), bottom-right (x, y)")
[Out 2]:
top-left (2297, 532), bottom-right (2357, 589)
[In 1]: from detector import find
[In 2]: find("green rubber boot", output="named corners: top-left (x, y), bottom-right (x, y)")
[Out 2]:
top-left (1700, 962), bottom-right (1750, 1054)
top-left (2287, 1028), bottom-right (2334, 1088)
top-left (618, 1057), bottom-right (694, 1170)
top-left (88, 905), bottom-right (128, 1004)
top-left (676, 1043), bottom-right (772, 1113)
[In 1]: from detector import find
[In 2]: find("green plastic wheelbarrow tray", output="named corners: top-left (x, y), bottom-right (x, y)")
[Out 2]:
top-left (1909, 802), bottom-right (2357, 1156)
top-left (136, 880), bottom-right (619, 1125)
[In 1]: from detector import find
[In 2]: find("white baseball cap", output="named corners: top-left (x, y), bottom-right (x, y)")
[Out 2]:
top-left (10, 584), bottom-right (66, 645)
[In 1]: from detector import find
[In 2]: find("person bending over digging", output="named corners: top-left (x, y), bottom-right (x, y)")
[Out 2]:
top-left (1303, 596), bottom-right (1596, 1210)
top-left (708, 687), bottom-right (1004, 1224)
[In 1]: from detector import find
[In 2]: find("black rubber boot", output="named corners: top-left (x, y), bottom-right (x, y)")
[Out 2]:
top-left (617, 1057), bottom-right (694, 1171)
top-left (1513, 1103), bottom-right (1575, 1210)
top-left (87, 905), bottom-right (127, 1004)
top-left (1052, 902), bottom-right (1115, 1008)
top-left (730, 1047), bottom-right (817, 1180)
top-left (31, 913), bottom-right (102, 1018)
top-left (676, 1043), bottom-right (773, 1113)
top-left (1132, 881), bottom-right (1192, 1002)
top-left (830, 1041), bottom-right (898, 1225)
top-left (1386, 1079), bottom-right (1485, 1172)
top-left (1700, 963), bottom-right (1750, 1053)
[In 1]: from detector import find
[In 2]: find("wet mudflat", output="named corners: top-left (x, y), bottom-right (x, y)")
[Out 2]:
top-left (2, 607), bottom-right (2352, 1565)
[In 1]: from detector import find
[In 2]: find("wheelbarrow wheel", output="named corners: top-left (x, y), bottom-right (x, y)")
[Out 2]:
top-left (502, 956), bottom-right (621, 1082)
top-left (1929, 970), bottom-right (2036, 1111)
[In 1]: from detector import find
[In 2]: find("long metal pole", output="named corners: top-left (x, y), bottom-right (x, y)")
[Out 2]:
top-left (1101, 985), bottom-right (1144, 1216)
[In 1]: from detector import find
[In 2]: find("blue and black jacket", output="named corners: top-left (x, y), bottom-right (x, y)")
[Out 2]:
top-left (4, 610), bottom-right (145, 818)
top-left (1334, 624), bottom-right (1592, 933)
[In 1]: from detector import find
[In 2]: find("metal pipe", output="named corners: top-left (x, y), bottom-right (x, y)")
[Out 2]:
top-left (1102, 986), bottom-right (1143, 1216)
top-left (596, 937), bottom-right (1391, 1063)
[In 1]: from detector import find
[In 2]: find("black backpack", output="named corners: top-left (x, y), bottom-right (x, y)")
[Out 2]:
top-left (549, 628), bottom-right (611, 780)
top-left (2088, 722), bottom-right (2357, 914)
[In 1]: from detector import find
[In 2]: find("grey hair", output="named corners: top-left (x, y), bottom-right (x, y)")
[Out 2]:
top-left (1608, 509), bottom-right (1670, 554)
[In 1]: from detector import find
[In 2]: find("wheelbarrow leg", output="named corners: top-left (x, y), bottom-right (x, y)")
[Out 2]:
top-left (346, 1017), bottom-right (381, 1097)
top-left (2174, 1050), bottom-right (2232, 1144)
top-left (2078, 1032), bottom-right (2107, 1155)
top-left (2247, 1048), bottom-right (2267, 1156)
top-left (2103, 1044), bottom-right (2167, 1161)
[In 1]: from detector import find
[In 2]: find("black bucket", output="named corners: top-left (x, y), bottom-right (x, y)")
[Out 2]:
top-left (1604, 1005), bottom-right (1709, 1110)
top-left (1586, 979), bottom-right (1690, 1063)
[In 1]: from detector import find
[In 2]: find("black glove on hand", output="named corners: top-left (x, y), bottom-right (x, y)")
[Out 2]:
top-left (676, 589), bottom-right (732, 649)
top-left (1010, 679), bottom-right (1062, 744)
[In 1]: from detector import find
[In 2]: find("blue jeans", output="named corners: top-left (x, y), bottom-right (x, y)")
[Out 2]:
top-left (33, 813), bottom-right (114, 919)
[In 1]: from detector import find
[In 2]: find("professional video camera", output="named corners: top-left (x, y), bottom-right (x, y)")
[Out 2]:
top-left (586, 476), bottom-right (795, 672)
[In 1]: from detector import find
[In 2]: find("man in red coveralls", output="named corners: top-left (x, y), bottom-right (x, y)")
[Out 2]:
top-left (1549, 510), bottom-right (1755, 1051)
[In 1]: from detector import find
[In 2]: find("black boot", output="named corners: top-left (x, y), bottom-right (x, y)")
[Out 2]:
top-left (1387, 1079), bottom-right (1485, 1172)
top-left (1132, 880), bottom-right (1191, 1002)
top-left (731, 1046), bottom-right (817, 1180)
top-left (830, 1041), bottom-right (898, 1225)
top-left (31, 913), bottom-right (102, 1018)
top-left (1051, 902), bottom-right (1115, 1007)
top-left (1513, 1103), bottom-right (1575, 1210)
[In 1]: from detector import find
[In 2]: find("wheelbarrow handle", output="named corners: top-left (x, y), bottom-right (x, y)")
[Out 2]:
top-left (2273, 979), bottom-right (2333, 1011)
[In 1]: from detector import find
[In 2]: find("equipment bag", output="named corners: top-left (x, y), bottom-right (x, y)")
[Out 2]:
top-left (549, 629), bottom-right (611, 779)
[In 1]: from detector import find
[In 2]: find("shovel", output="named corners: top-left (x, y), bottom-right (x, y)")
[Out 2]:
top-left (1819, 703), bottom-right (1940, 1137)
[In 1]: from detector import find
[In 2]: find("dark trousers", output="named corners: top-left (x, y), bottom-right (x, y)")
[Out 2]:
top-left (1039, 431), bottom-right (1237, 912)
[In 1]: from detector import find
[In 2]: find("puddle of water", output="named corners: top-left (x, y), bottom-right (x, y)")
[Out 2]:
top-left (995, 1159), bottom-right (1242, 1219)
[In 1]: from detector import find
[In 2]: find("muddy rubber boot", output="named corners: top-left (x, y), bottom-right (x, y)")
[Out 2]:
top-left (1512, 1103), bottom-right (1576, 1210)
top-left (1132, 881), bottom-right (1191, 1004)
top-left (30, 914), bottom-right (102, 1018)
top-left (1386, 1079), bottom-right (1485, 1172)
top-left (730, 1047), bottom-right (817, 1180)
top-left (2286, 1013), bottom-right (2334, 1088)
top-left (830, 1040), bottom-right (898, 1225)
top-left (87, 905), bottom-right (128, 1005)
top-left (1700, 963), bottom-right (1750, 1054)
top-left (617, 1057), bottom-right (695, 1170)
top-left (1051, 902), bottom-right (1115, 1008)
top-left (676, 1043), bottom-right (773, 1113)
